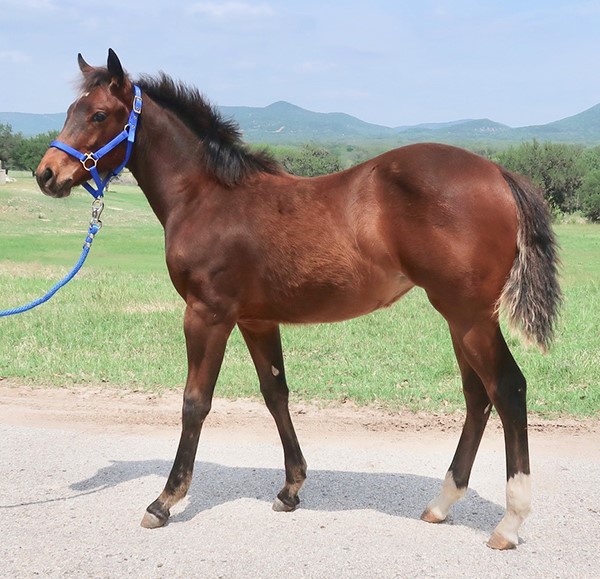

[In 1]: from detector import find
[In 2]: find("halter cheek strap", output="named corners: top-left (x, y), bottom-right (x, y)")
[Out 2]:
top-left (49, 85), bottom-right (143, 199)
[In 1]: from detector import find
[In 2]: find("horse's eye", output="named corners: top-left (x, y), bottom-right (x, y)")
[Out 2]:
top-left (92, 112), bottom-right (108, 123)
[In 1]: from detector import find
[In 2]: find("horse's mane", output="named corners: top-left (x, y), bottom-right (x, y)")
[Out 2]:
top-left (80, 69), bottom-right (282, 187)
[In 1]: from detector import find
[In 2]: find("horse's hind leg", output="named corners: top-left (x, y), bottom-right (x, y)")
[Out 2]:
top-left (461, 322), bottom-right (530, 549)
top-left (238, 321), bottom-right (307, 512)
top-left (424, 299), bottom-right (531, 549)
top-left (421, 329), bottom-right (492, 524)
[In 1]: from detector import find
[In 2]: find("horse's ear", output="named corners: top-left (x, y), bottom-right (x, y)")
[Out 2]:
top-left (107, 48), bottom-right (125, 86)
top-left (78, 53), bottom-right (93, 74)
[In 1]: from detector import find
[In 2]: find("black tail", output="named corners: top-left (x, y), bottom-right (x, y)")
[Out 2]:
top-left (497, 169), bottom-right (562, 352)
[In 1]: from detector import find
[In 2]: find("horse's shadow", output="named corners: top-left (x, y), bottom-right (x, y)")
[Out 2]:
top-left (70, 459), bottom-right (504, 533)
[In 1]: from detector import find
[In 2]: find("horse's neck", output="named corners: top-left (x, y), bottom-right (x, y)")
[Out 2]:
top-left (127, 97), bottom-right (207, 228)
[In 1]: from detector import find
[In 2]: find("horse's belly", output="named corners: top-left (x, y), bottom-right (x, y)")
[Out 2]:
top-left (258, 270), bottom-right (415, 324)
top-left (333, 272), bottom-right (415, 320)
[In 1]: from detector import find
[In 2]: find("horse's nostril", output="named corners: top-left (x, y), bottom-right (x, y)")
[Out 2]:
top-left (43, 167), bottom-right (53, 184)
top-left (37, 167), bottom-right (54, 188)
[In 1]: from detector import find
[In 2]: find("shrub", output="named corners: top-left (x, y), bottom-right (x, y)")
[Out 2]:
top-left (580, 169), bottom-right (600, 222)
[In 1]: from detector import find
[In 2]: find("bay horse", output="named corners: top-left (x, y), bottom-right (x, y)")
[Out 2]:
top-left (36, 50), bottom-right (561, 550)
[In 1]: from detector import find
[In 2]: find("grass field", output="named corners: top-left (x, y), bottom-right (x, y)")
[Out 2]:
top-left (1, 174), bottom-right (598, 417)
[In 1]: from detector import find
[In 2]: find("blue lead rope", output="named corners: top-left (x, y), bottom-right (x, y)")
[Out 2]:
top-left (0, 217), bottom-right (102, 318)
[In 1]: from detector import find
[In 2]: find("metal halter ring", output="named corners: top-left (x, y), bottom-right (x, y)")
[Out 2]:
top-left (81, 153), bottom-right (98, 171)
top-left (133, 95), bottom-right (143, 114)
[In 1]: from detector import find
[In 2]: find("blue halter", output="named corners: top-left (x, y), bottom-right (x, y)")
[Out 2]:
top-left (49, 85), bottom-right (143, 199)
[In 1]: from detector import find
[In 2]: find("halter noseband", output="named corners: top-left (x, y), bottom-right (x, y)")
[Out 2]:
top-left (49, 85), bottom-right (143, 199)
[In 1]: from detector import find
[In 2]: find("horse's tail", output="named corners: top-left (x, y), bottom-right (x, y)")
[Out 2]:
top-left (497, 169), bottom-right (562, 352)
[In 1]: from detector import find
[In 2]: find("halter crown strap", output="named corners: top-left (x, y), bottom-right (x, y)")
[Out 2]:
top-left (49, 85), bottom-right (142, 199)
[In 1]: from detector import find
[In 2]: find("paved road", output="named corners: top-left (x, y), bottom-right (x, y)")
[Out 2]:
top-left (0, 392), bottom-right (599, 578)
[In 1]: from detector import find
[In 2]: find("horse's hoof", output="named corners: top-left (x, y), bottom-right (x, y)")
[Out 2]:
top-left (272, 497), bottom-right (297, 512)
top-left (141, 510), bottom-right (167, 529)
top-left (486, 531), bottom-right (517, 550)
top-left (420, 508), bottom-right (445, 524)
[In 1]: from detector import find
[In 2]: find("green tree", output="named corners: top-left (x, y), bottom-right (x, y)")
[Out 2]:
top-left (13, 131), bottom-right (58, 172)
top-left (496, 140), bottom-right (584, 212)
top-left (577, 145), bottom-right (600, 174)
top-left (580, 169), bottom-right (600, 222)
top-left (276, 144), bottom-right (342, 177)
top-left (0, 123), bottom-right (24, 169)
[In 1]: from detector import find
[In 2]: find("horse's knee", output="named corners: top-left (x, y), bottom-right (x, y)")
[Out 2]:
top-left (260, 376), bottom-right (289, 410)
top-left (182, 394), bottom-right (212, 429)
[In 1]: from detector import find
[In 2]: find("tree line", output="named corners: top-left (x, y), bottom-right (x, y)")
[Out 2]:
top-left (0, 124), bottom-right (59, 174)
top-left (1, 122), bottom-right (598, 221)
top-left (492, 140), bottom-right (600, 222)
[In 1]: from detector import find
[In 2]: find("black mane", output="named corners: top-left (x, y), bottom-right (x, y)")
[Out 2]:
top-left (136, 73), bottom-right (282, 187)
top-left (80, 68), bottom-right (282, 187)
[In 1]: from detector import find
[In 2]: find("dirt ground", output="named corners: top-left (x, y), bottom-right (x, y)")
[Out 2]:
top-left (0, 379), bottom-right (598, 447)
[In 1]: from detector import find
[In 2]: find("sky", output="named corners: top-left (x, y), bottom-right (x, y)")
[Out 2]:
top-left (1, 0), bottom-right (600, 128)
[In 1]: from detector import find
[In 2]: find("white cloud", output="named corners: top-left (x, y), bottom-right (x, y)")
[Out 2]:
top-left (187, 1), bottom-right (274, 18)
top-left (0, 50), bottom-right (31, 64)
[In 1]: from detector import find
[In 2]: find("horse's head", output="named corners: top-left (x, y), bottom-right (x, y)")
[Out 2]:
top-left (36, 49), bottom-right (135, 198)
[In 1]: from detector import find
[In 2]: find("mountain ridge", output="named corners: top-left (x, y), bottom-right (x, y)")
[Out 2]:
top-left (2, 101), bottom-right (600, 145)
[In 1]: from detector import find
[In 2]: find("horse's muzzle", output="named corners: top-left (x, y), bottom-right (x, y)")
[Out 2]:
top-left (36, 165), bottom-right (74, 198)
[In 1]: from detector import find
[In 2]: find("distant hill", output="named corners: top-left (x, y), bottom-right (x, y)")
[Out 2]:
top-left (221, 101), bottom-right (397, 142)
top-left (394, 118), bottom-right (512, 143)
top-left (0, 112), bottom-right (66, 136)
top-left (510, 103), bottom-right (600, 143)
top-left (2, 101), bottom-right (600, 145)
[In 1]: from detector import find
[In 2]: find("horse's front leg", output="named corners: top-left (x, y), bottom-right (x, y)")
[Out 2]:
top-left (141, 304), bottom-right (234, 528)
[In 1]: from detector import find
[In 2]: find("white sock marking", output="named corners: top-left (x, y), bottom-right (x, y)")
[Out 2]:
top-left (425, 471), bottom-right (466, 521)
top-left (493, 472), bottom-right (531, 546)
